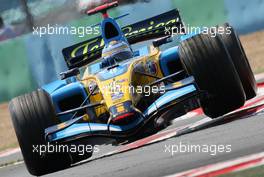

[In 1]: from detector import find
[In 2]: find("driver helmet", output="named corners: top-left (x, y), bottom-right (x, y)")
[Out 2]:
top-left (101, 40), bottom-right (133, 68)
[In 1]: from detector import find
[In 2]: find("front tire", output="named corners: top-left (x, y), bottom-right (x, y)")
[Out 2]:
top-left (179, 33), bottom-right (245, 118)
top-left (9, 90), bottom-right (71, 176)
top-left (217, 23), bottom-right (257, 100)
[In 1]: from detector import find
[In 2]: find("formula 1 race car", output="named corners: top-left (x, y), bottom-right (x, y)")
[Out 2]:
top-left (9, 1), bottom-right (257, 176)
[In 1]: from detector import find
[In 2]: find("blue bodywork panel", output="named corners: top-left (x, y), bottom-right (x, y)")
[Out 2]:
top-left (42, 79), bottom-right (89, 122)
top-left (159, 46), bottom-right (179, 76)
top-left (51, 82), bottom-right (88, 121)
top-left (42, 80), bottom-right (68, 94)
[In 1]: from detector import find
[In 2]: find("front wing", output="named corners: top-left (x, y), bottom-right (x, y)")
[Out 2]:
top-left (45, 77), bottom-right (198, 143)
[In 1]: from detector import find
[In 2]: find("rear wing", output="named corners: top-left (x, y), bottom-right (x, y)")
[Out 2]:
top-left (62, 9), bottom-right (185, 69)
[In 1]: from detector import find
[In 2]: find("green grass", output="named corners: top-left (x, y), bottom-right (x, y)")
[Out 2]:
top-left (0, 142), bottom-right (18, 152)
top-left (255, 68), bottom-right (264, 74)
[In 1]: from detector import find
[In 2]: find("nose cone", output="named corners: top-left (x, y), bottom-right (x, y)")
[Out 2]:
top-left (109, 101), bottom-right (137, 124)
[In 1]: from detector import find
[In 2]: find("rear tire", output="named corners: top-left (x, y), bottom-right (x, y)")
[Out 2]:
top-left (217, 23), bottom-right (257, 100)
top-left (9, 90), bottom-right (71, 176)
top-left (179, 33), bottom-right (245, 118)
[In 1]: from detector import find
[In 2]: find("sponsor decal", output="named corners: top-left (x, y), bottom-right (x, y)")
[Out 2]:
top-left (62, 9), bottom-right (183, 68)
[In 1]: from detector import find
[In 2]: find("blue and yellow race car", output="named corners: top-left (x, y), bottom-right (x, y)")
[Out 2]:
top-left (9, 1), bottom-right (257, 176)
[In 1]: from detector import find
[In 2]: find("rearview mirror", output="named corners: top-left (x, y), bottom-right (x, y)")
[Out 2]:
top-left (152, 36), bottom-right (172, 47)
top-left (60, 68), bottom-right (80, 80)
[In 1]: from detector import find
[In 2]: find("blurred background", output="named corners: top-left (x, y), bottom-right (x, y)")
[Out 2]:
top-left (0, 0), bottom-right (264, 103)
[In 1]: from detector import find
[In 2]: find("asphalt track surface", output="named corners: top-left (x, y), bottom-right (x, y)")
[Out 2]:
top-left (1, 87), bottom-right (264, 177)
